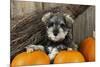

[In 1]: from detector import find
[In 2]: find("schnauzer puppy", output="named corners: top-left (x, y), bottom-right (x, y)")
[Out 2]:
top-left (26, 12), bottom-right (78, 62)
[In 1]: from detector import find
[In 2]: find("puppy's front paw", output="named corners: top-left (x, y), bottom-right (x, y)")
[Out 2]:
top-left (36, 45), bottom-right (45, 51)
top-left (25, 45), bottom-right (35, 53)
top-left (26, 44), bottom-right (44, 53)
top-left (67, 48), bottom-right (73, 51)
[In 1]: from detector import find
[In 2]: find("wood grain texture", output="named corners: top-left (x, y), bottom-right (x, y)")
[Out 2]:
top-left (73, 6), bottom-right (95, 44)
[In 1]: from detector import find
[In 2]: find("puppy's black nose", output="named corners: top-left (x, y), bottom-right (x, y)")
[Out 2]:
top-left (54, 33), bottom-right (58, 36)
top-left (53, 29), bottom-right (59, 36)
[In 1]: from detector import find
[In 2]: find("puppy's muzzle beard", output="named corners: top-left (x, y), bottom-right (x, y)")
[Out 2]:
top-left (47, 27), bottom-right (68, 42)
top-left (53, 27), bottom-right (59, 36)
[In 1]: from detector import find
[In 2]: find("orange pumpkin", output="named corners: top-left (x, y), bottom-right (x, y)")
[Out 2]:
top-left (79, 37), bottom-right (95, 62)
top-left (54, 50), bottom-right (85, 64)
top-left (11, 51), bottom-right (50, 67)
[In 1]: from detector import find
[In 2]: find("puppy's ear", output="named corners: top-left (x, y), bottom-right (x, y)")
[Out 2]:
top-left (42, 12), bottom-right (53, 23)
top-left (63, 14), bottom-right (74, 24)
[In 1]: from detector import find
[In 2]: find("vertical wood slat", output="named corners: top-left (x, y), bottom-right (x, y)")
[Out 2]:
top-left (43, 3), bottom-right (64, 10)
top-left (73, 6), bottom-right (95, 44)
top-left (11, 1), bottom-right (66, 18)
top-left (11, 1), bottom-right (44, 18)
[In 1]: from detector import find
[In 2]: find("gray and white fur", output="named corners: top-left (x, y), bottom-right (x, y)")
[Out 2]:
top-left (26, 12), bottom-right (78, 63)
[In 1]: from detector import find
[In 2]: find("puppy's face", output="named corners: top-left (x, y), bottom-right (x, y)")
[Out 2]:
top-left (47, 15), bottom-right (68, 42)
top-left (42, 12), bottom-right (74, 42)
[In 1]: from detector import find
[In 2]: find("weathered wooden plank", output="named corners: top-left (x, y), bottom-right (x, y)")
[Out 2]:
top-left (73, 6), bottom-right (95, 44)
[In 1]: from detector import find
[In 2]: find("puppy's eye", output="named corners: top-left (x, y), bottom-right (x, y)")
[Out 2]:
top-left (48, 22), bottom-right (54, 27)
top-left (60, 23), bottom-right (65, 27)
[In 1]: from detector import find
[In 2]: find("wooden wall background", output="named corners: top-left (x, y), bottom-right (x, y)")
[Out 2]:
top-left (11, 1), bottom-right (66, 19)
top-left (73, 6), bottom-right (95, 43)
top-left (11, 1), bottom-right (95, 44)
